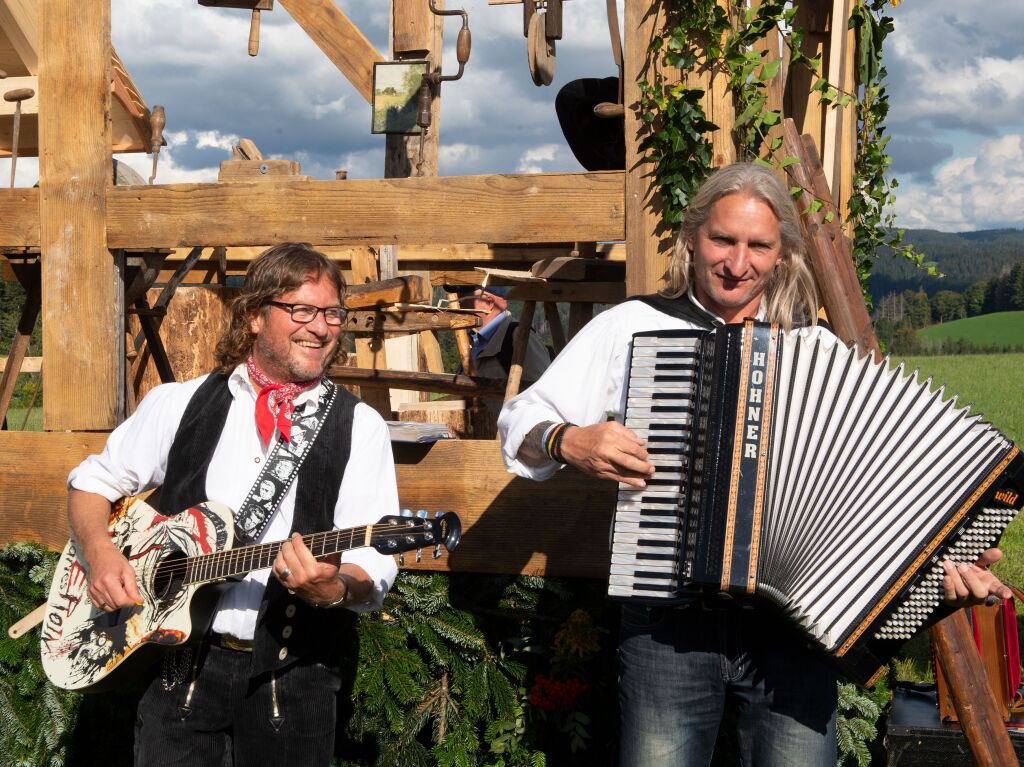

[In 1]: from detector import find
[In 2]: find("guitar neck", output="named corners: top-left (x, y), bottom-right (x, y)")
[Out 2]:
top-left (186, 525), bottom-right (371, 584)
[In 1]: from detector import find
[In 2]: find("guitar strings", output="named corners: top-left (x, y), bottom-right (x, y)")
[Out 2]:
top-left (149, 524), bottom-right (444, 584)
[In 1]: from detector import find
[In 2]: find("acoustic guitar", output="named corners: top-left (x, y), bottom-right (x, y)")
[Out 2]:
top-left (40, 497), bottom-right (460, 692)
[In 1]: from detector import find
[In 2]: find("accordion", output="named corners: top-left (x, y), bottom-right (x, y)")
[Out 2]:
top-left (609, 319), bottom-right (1024, 683)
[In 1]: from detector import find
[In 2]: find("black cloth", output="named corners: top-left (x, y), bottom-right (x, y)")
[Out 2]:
top-left (160, 372), bottom-right (360, 678)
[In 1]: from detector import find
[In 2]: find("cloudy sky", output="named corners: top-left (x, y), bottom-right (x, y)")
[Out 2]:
top-left (3, 0), bottom-right (1021, 233)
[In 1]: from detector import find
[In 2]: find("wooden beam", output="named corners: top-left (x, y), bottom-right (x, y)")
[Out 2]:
top-left (1, 178), bottom-right (627, 250)
top-left (623, 0), bottom-right (675, 296)
top-left (38, 0), bottom-right (122, 430)
top-left (0, 355), bottom-right (41, 374)
top-left (0, 434), bottom-right (616, 581)
top-left (328, 367), bottom-right (505, 399)
top-left (0, 0), bottom-right (38, 73)
top-left (277, 0), bottom-right (383, 104)
top-left (344, 309), bottom-right (481, 334)
top-left (345, 275), bottom-right (430, 308)
top-left (931, 610), bottom-right (1019, 767)
top-left (0, 431), bottom-right (107, 549)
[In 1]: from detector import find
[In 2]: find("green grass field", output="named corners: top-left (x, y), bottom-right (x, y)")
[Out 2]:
top-left (918, 310), bottom-right (1024, 346)
top-left (4, 407), bottom-right (42, 431)
top-left (899, 353), bottom-right (1024, 609)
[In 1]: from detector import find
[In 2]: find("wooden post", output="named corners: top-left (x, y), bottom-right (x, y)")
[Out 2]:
top-left (623, 0), bottom-right (676, 296)
top-left (349, 248), bottom-right (393, 418)
top-left (503, 300), bottom-right (537, 402)
top-left (931, 610), bottom-right (1019, 767)
top-left (385, 0), bottom-right (445, 408)
top-left (38, 0), bottom-right (122, 430)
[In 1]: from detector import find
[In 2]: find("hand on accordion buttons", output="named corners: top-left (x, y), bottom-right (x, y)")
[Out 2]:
top-left (559, 422), bottom-right (655, 488)
top-left (941, 548), bottom-right (1013, 607)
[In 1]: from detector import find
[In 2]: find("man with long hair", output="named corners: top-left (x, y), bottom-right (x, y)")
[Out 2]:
top-left (67, 243), bottom-right (399, 765)
top-left (498, 163), bottom-right (1009, 765)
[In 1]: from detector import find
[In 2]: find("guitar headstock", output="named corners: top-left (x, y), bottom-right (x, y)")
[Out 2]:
top-left (372, 511), bottom-right (462, 563)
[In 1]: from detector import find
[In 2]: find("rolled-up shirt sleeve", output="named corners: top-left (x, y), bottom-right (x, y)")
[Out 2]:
top-left (498, 306), bottom-right (631, 481)
top-left (68, 378), bottom-right (204, 500)
top-left (336, 403), bottom-right (400, 611)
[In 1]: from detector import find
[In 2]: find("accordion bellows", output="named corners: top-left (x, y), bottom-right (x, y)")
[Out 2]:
top-left (610, 320), bottom-right (1024, 684)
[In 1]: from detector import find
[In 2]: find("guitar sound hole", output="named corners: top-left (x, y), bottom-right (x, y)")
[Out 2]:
top-left (152, 550), bottom-right (188, 605)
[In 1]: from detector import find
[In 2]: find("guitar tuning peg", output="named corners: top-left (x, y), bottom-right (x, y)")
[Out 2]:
top-left (398, 552), bottom-right (405, 566)
top-left (415, 548), bottom-right (422, 563)
top-left (416, 509), bottom-right (428, 519)
top-left (400, 508), bottom-right (413, 517)
top-left (433, 544), bottom-right (442, 559)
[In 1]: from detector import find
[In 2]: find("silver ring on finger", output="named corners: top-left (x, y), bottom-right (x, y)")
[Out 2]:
top-left (280, 568), bottom-right (292, 581)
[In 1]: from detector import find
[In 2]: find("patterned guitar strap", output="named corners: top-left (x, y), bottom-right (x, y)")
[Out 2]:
top-left (233, 379), bottom-right (339, 545)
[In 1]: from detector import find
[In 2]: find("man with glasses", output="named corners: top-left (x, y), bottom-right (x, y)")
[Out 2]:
top-left (66, 243), bottom-right (399, 765)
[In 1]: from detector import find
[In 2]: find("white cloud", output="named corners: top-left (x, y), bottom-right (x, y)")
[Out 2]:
top-left (894, 135), bottom-right (1024, 231)
top-left (193, 130), bottom-right (240, 152)
top-left (515, 144), bottom-right (563, 173)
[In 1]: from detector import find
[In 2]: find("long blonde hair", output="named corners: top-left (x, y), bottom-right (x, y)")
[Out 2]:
top-left (663, 163), bottom-right (818, 329)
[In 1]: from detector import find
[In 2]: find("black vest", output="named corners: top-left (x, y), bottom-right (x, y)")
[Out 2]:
top-left (161, 372), bottom-right (360, 678)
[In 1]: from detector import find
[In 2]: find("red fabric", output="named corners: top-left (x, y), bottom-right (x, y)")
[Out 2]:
top-left (245, 356), bottom-right (320, 444)
top-left (1001, 597), bottom-right (1021, 697)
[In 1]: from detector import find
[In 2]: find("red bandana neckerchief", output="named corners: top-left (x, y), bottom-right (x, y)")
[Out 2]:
top-left (246, 356), bottom-right (321, 445)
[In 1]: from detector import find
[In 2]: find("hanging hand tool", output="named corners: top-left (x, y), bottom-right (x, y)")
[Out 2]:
top-left (413, 0), bottom-right (472, 175)
top-left (4, 87), bottom-right (34, 188)
top-left (148, 105), bottom-right (166, 185)
top-left (197, 0), bottom-right (273, 57)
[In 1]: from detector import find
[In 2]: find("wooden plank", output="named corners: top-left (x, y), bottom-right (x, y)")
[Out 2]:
top-left (344, 308), bottom-right (481, 334)
top-left (277, 0), bottom-right (383, 104)
top-left (0, 355), bottom-right (41, 373)
top-left (931, 611), bottom-right (1019, 767)
top-left (0, 431), bottom-right (108, 550)
top-left (0, 434), bottom-right (616, 580)
top-left (38, 0), bottom-right (122, 430)
top-left (781, 120), bottom-right (878, 357)
top-left (623, 0), bottom-right (674, 296)
top-left (349, 247), bottom-right (393, 418)
top-left (345, 275), bottom-right (430, 308)
top-left (531, 256), bottom-right (625, 281)
top-left (328, 367), bottom-right (505, 399)
top-left (394, 440), bottom-right (615, 576)
top-left (100, 173), bottom-right (623, 249)
top-left (218, 159), bottom-right (307, 181)
top-left (1, 184), bottom-right (628, 254)
top-left (392, 0), bottom-right (435, 56)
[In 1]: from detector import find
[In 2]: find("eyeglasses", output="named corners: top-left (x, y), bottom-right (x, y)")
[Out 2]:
top-left (266, 300), bottom-right (346, 325)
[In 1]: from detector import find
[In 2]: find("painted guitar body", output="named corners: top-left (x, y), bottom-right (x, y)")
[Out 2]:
top-left (41, 498), bottom-right (233, 693)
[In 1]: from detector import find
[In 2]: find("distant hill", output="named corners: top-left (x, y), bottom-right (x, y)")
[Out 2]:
top-left (868, 228), bottom-right (1024, 300)
top-left (917, 311), bottom-right (1024, 346)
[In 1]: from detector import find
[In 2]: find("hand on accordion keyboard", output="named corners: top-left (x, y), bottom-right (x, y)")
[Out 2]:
top-left (560, 423), bottom-right (656, 488)
top-left (941, 548), bottom-right (1013, 608)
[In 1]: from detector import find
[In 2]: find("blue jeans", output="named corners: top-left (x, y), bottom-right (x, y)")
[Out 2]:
top-left (134, 644), bottom-right (342, 766)
top-left (618, 602), bottom-right (837, 767)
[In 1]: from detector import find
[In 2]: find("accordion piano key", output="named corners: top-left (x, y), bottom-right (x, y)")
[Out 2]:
top-left (608, 323), bottom-right (1024, 682)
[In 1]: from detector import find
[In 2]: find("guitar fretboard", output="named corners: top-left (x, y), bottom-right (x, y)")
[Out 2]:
top-left (184, 526), bottom-right (370, 585)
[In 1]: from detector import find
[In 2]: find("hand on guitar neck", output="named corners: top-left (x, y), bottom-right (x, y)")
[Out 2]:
top-left (273, 532), bottom-right (371, 607)
top-left (68, 489), bottom-right (144, 612)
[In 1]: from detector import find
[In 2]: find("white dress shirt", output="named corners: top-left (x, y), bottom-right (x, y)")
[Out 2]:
top-left (498, 292), bottom-right (836, 481)
top-left (69, 365), bottom-right (400, 639)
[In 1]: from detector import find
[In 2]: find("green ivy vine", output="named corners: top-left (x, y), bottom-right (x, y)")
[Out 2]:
top-left (640, 0), bottom-right (921, 302)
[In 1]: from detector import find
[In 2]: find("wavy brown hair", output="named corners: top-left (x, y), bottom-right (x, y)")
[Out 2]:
top-left (215, 243), bottom-right (346, 373)
top-left (663, 162), bottom-right (818, 329)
